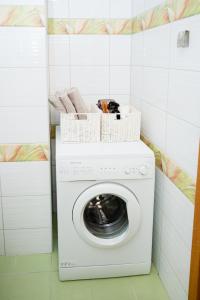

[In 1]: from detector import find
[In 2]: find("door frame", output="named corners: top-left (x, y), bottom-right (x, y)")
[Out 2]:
top-left (189, 145), bottom-right (200, 300)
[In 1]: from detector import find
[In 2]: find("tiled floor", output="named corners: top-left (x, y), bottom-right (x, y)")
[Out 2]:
top-left (0, 218), bottom-right (169, 300)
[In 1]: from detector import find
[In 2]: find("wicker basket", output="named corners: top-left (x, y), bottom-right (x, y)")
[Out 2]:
top-left (101, 108), bottom-right (141, 142)
top-left (60, 112), bottom-right (101, 143)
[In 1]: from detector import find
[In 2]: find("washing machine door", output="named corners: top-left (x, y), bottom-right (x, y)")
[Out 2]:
top-left (73, 182), bottom-right (141, 248)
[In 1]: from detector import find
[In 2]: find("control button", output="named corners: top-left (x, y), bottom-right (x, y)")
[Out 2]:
top-left (125, 169), bottom-right (131, 175)
top-left (139, 166), bottom-right (148, 175)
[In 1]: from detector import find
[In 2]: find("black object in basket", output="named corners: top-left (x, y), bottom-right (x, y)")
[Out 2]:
top-left (97, 99), bottom-right (121, 119)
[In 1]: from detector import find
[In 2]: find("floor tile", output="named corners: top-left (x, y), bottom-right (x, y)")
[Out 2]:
top-left (50, 272), bottom-right (93, 300)
top-left (0, 253), bottom-right (52, 274)
top-left (0, 272), bottom-right (50, 300)
top-left (51, 249), bottom-right (58, 272)
top-left (0, 256), bottom-right (14, 273)
top-left (130, 273), bottom-right (169, 300)
top-left (90, 276), bottom-right (136, 300)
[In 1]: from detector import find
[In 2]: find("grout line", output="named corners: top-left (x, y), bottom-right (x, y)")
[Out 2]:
top-left (139, 97), bottom-right (200, 129)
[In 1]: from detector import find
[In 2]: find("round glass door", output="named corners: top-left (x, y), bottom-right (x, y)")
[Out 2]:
top-left (73, 182), bottom-right (141, 248)
top-left (83, 194), bottom-right (128, 239)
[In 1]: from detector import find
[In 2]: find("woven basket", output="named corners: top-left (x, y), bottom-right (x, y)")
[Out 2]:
top-left (60, 112), bottom-right (101, 143)
top-left (101, 108), bottom-right (141, 142)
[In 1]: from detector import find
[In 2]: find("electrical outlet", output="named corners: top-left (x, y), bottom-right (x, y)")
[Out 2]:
top-left (177, 30), bottom-right (190, 48)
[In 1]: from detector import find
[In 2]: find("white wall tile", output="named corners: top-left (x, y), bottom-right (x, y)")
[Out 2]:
top-left (141, 101), bottom-right (166, 150)
top-left (0, 68), bottom-right (48, 107)
top-left (161, 176), bottom-right (194, 250)
top-left (49, 66), bottom-right (70, 95)
top-left (166, 115), bottom-right (200, 180)
top-left (110, 36), bottom-right (131, 66)
top-left (110, 0), bottom-right (132, 18)
top-left (0, 107), bottom-right (49, 144)
top-left (70, 36), bottom-right (109, 66)
top-left (144, 0), bottom-right (163, 11)
top-left (109, 95), bottom-right (130, 105)
top-left (132, 0), bottom-right (144, 17)
top-left (0, 162), bottom-right (51, 196)
top-left (81, 95), bottom-right (108, 104)
top-left (168, 69), bottom-right (200, 127)
top-left (131, 66), bottom-right (143, 100)
top-left (159, 254), bottom-right (188, 300)
top-left (110, 66), bottom-right (130, 94)
top-left (71, 66), bottom-right (109, 95)
top-left (48, 0), bottom-right (69, 18)
top-left (69, 0), bottom-right (109, 18)
top-left (0, 0), bottom-right (45, 4)
top-left (143, 67), bottom-right (168, 110)
top-left (0, 230), bottom-right (5, 256)
top-left (49, 36), bottom-right (70, 66)
top-left (170, 15), bottom-right (200, 71)
top-left (4, 228), bottom-right (52, 255)
top-left (3, 195), bottom-right (52, 229)
top-left (161, 215), bottom-right (191, 293)
top-left (144, 24), bottom-right (170, 68)
top-left (132, 33), bottom-right (144, 66)
top-left (0, 28), bottom-right (46, 68)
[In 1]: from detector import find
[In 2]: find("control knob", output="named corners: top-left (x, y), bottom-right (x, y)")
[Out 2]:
top-left (124, 169), bottom-right (131, 175)
top-left (139, 165), bottom-right (148, 175)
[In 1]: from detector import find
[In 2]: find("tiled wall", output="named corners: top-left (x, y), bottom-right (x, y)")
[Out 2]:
top-left (0, 1), bottom-right (52, 255)
top-left (48, 0), bottom-right (132, 210)
top-left (131, 1), bottom-right (200, 299)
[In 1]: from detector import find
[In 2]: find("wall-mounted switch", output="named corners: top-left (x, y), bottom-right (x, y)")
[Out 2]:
top-left (177, 30), bottom-right (190, 48)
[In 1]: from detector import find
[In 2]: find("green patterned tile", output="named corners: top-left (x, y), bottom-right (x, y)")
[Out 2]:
top-left (0, 272), bottom-right (50, 300)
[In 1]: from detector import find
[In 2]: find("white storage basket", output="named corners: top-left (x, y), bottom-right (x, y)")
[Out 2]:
top-left (101, 108), bottom-right (141, 142)
top-left (60, 112), bottom-right (101, 143)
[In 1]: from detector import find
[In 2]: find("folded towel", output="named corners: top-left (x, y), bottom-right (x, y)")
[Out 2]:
top-left (68, 87), bottom-right (89, 119)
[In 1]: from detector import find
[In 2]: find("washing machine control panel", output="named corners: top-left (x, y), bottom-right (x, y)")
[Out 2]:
top-left (57, 157), bottom-right (154, 181)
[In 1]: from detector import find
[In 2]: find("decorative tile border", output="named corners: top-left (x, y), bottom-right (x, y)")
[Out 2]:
top-left (0, 5), bottom-right (45, 27)
top-left (141, 136), bottom-right (196, 204)
top-left (1, 0), bottom-right (200, 33)
top-left (132, 0), bottom-right (200, 33)
top-left (0, 144), bottom-right (49, 162)
top-left (48, 18), bottom-right (132, 35)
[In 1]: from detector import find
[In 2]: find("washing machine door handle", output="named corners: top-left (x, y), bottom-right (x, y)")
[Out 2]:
top-left (73, 182), bottom-right (141, 249)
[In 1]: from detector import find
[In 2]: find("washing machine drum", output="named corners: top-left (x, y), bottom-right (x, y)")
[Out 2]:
top-left (73, 182), bottom-right (141, 248)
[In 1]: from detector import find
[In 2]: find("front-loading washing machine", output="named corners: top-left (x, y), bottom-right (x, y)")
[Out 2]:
top-left (56, 127), bottom-right (155, 281)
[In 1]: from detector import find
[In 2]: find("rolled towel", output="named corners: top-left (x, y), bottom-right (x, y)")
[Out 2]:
top-left (68, 87), bottom-right (89, 119)
top-left (49, 94), bottom-right (66, 113)
top-left (56, 89), bottom-right (77, 114)
top-left (49, 90), bottom-right (78, 119)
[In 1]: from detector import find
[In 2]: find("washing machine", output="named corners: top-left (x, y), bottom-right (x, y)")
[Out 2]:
top-left (56, 127), bottom-right (155, 281)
